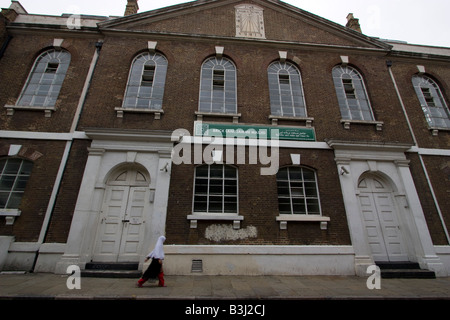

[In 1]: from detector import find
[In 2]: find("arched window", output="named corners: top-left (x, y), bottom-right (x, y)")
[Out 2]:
top-left (193, 164), bottom-right (238, 214)
top-left (199, 57), bottom-right (237, 114)
top-left (123, 52), bottom-right (168, 110)
top-left (0, 158), bottom-right (33, 209)
top-left (268, 61), bottom-right (306, 117)
top-left (276, 166), bottom-right (321, 215)
top-left (412, 75), bottom-right (450, 129)
top-left (332, 65), bottom-right (374, 121)
top-left (17, 49), bottom-right (71, 107)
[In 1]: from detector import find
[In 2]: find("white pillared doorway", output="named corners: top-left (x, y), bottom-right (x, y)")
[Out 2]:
top-left (56, 129), bottom-right (173, 274)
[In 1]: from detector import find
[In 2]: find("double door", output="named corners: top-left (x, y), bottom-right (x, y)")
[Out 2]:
top-left (93, 185), bottom-right (149, 262)
top-left (358, 176), bottom-right (408, 262)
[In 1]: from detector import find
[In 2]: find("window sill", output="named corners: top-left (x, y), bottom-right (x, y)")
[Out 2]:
top-left (195, 111), bottom-right (241, 123)
top-left (0, 209), bottom-right (21, 226)
top-left (115, 107), bottom-right (164, 120)
top-left (276, 214), bottom-right (330, 230)
top-left (269, 115), bottom-right (314, 128)
top-left (429, 126), bottom-right (450, 136)
top-left (4, 105), bottom-right (55, 118)
top-left (188, 214), bottom-right (244, 229)
top-left (340, 119), bottom-right (383, 131)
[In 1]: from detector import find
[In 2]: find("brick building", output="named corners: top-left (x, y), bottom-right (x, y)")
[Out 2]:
top-left (0, 0), bottom-right (449, 277)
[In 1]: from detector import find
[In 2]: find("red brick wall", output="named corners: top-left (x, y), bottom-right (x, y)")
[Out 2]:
top-left (44, 139), bottom-right (90, 243)
top-left (390, 59), bottom-right (450, 149)
top-left (0, 0), bottom-right (448, 248)
top-left (0, 139), bottom-right (66, 242)
top-left (0, 35), bottom-right (97, 133)
top-left (407, 153), bottom-right (450, 245)
top-left (166, 146), bottom-right (351, 246)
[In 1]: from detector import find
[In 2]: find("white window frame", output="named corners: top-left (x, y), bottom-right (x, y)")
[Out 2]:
top-left (6, 49), bottom-right (71, 117)
top-left (116, 52), bottom-right (168, 119)
top-left (268, 61), bottom-right (308, 118)
top-left (0, 158), bottom-right (33, 210)
top-left (412, 74), bottom-right (450, 133)
top-left (275, 166), bottom-right (329, 230)
top-left (332, 65), bottom-right (383, 130)
top-left (188, 164), bottom-right (243, 229)
top-left (198, 57), bottom-right (237, 114)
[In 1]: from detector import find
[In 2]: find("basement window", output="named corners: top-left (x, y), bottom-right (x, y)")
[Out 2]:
top-left (191, 260), bottom-right (203, 273)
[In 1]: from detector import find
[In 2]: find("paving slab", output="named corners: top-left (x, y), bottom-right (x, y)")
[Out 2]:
top-left (0, 273), bottom-right (449, 300)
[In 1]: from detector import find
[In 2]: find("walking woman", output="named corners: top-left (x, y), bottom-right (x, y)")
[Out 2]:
top-left (137, 236), bottom-right (166, 287)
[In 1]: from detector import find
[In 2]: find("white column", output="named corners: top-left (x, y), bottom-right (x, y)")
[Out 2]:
top-left (141, 150), bottom-right (172, 265)
top-left (396, 161), bottom-right (445, 275)
top-left (55, 148), bottom-right (105, 274)
top-left (335, 158), bottom-right (374, 276)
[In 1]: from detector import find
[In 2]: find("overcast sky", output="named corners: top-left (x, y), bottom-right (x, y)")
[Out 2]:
top-left (1, 0), bottom-right (449, 47)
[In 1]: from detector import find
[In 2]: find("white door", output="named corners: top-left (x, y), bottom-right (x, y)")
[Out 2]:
top-left (93, 169), bottom-right (149, 262)
top-left (117, 187), bottom-right (148, 262)
top-left (358, 176), bottom-right (408, 262)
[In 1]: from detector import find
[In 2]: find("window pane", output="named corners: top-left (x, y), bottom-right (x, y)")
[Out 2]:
top-left (289, 168), bottom-right (302, 181)
top-left (292, 198), bottom-right (306, 214)
top-left (193, 165), bottom-right (238, 214)
top-left (193, 200), bottom-right (207, 212)
top-left (333, 65), bottom-right (373, 121)
top-left (224, 197), bottom-right (237, 213)
top-left (0, 175), bottom-right (15, 191)
top-left (4, 160), bottom-right (21, 174)
top-left (278, 197), bottom-right (291, 214)
top-left (224, 166), bottom-right (237, 178)
top-left (307, 200), bottom-right (321, 215)
top-left (276, 167), bottom-right (321, 215)
top-left (413, 75), bottom-right (450, 129)
top-left (199, 57), bottom-right (236, 114)
top-left (7, 192), bottom-right (23, 209)
top-left (18, 49), bottom-right (70, 107)
top-left (123, 53), bottom-right (167, 109)
top-left (268, 61), bottom-right (307, 117)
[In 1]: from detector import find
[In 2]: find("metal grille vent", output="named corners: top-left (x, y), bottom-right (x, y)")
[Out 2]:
top-left (191, 259), bottom-right (203, 273)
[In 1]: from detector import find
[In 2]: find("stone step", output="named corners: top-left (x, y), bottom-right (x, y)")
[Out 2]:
top-left (376, 262), bottom-right (420, 270)
top-left (82, 262), bottom-right (141, 278)
top-left (380, 269), bottom-right (436, 279)
top-left (81, 269), bottom-right (142, 279)
top-left (85, 262), bottom-right (139, 271)
top-left (376, 261), bottom-right (436, 279)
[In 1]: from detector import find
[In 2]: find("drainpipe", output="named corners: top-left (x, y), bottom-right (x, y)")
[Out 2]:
top-left (0, 35), bottom-right (12, 59)
top-left (387, 61), bottom-right (450, 244)
top-left (31, 41), bottom-right (103, 271)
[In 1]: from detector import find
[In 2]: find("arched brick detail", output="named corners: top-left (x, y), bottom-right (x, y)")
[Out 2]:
top-left (0, 143), bottom-right (43, 161)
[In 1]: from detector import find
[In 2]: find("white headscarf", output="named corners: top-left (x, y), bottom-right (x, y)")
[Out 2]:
top-left (147, 236), bottom-right (166, 260)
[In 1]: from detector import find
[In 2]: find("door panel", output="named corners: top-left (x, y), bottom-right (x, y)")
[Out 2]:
top-left (373, 193), bottom-right (407, 261)
top-left (358, 177), bottom-right (408, 262)
top-left (359, 193), bottom-right (389, 261)
top-left (94, 186), bottom-right (129, 262)
top-left (118, 187), bottom-right (148, 262)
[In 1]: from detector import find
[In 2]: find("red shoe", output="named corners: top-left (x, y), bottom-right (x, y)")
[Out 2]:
top-left (136, 278), bottom-right (146, 288)
top-left (157, 272), bottom-right (166, 287)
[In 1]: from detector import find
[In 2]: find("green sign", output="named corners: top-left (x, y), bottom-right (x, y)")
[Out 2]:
top-left (194, 122), bottom-right (315, 141)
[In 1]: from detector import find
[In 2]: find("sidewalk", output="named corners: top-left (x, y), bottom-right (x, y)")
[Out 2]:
top-left (1, 272), bottom-right (449, 300)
